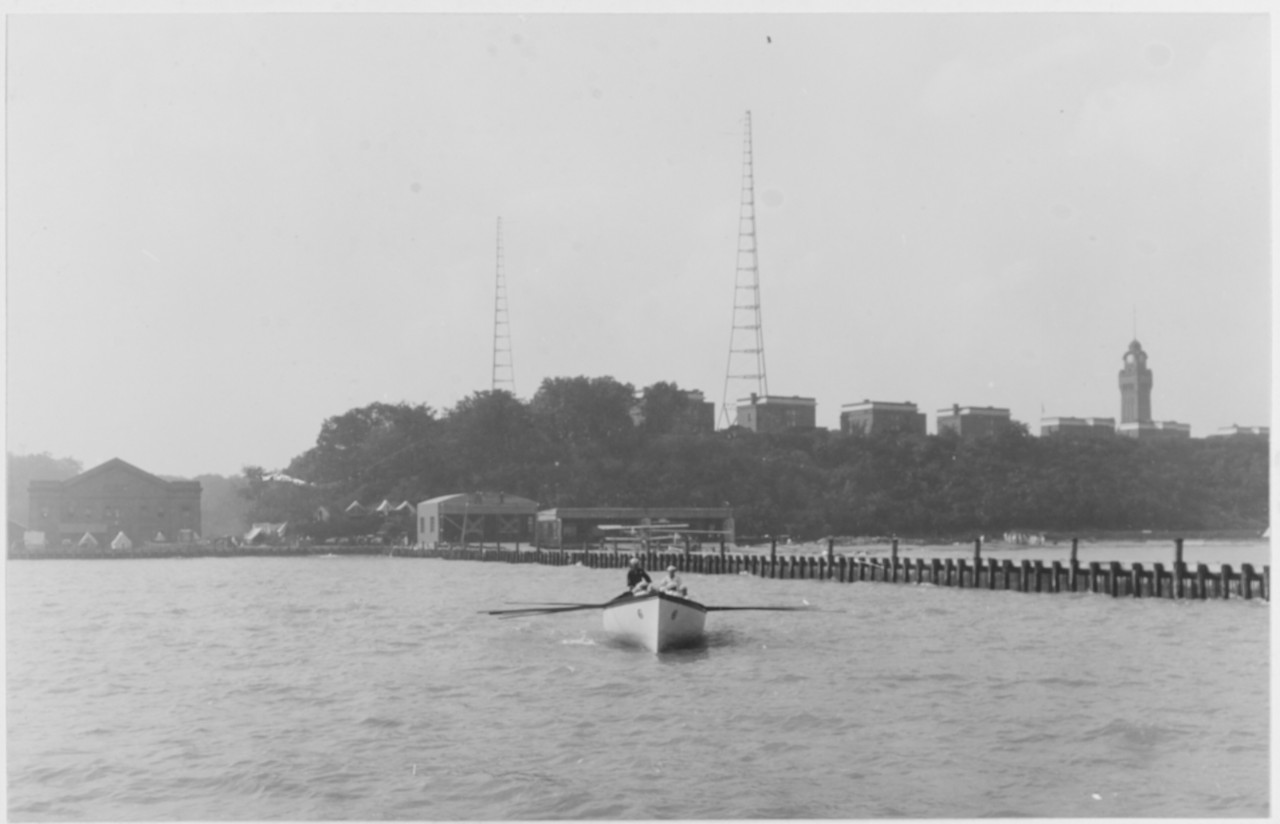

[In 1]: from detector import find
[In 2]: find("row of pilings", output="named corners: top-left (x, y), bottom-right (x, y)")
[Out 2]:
top-left (9, 538), bottom-right (1268, 602)
top-left (405, 537), bottom-right (1269, 602)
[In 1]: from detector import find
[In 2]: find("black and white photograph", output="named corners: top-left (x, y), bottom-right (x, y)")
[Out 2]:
top-left (4, 2), bottom-right (1271, 820)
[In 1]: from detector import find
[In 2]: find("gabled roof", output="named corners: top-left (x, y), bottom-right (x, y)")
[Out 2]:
top-left (64, 458), bottom-right (170, 491)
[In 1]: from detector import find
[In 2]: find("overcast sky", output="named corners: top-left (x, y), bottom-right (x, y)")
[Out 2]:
top-left (4, 8), bottom-right (1271, 478)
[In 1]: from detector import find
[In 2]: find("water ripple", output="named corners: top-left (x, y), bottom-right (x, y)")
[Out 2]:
top-left (5, 554), bottom-right (1270, 820)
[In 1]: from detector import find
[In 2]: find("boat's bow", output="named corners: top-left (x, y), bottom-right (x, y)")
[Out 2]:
top-left (601, 590), bottom-right (708, 653)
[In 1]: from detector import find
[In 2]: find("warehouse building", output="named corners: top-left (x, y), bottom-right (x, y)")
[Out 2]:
top-left (27, 458), bottom-right (202, 550)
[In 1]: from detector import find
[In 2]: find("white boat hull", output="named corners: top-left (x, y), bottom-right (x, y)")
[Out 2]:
top-left (601, 591), bottom-right (707, 653)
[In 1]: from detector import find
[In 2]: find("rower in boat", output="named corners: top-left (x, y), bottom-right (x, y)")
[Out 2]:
top-left (625, 557), bottom-right (652, 596)
top-left (656, 565), bottom-right (687, 597)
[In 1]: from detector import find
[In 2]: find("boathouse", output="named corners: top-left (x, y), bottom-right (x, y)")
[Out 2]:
top-left (535, 506), bottom-right (735, 550)
top-left (416, 492), bottom-right (538, 549)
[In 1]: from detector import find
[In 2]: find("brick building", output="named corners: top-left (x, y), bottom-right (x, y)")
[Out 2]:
top-left (839, 400), bottom-right (926, 436)
top-left (936, 404), bottom-right (1013, 438)
top-left (629, 388), bottom-right (715, 433)
top-left (27, 458), bottom-right (202, 548)
top-left (1040, 416), bottom-right (1116, 439)
top-left (735, 394), bottom-right (817, 433)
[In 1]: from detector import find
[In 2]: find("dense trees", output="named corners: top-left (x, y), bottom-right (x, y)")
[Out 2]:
top-left (234, 376), bottom-right (1268, 541)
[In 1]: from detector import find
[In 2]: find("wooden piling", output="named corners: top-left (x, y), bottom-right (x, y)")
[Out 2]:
top-left (931, 558), bottom-right (942, 585)
top-left (1132, 563), bottom-right (1145, 598)
top-left (1195, 564), bottom-right (1209, 600)
top-left (1241, 563), bottom-right (1254, 600)
top-left (1050, 561), bottom-right (1062, 593)
top-left (1221, 564), bottom-right (1234, 601)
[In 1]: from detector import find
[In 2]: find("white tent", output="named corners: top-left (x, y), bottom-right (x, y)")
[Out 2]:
top-left (78, 532), bottom-right (99, 548)
top-left (154, 532), bottom-right (167, 542)
top-left (111, 531), bottom-right (133, 550)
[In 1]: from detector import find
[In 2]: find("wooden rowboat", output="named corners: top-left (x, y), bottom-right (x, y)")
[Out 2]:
top-left (601, 590), bottom-right (707, 653)
top-left (484, 594), bottom-right (813, 653)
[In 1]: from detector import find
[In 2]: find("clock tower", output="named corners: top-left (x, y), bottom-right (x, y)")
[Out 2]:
top-left (1118, 339), bottom-right (1153, 424)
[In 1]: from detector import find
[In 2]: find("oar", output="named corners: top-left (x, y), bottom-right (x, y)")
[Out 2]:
top-left (481, 600), bottom-right (620, 617)
top-left (704, 605), bottom-right (818, 612)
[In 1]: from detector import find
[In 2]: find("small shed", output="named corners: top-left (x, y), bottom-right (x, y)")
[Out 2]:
top-left (416, 492), bottom-right (538, 549)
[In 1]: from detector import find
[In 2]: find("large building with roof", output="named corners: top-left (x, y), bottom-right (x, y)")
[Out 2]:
top-left (27, 458), bottom-right (202, 549)
top-left (416, 491), bottom-right (538, 549)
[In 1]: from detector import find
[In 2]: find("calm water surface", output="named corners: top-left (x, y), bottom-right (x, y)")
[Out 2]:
top-left (6, 550), bottom-right (1269, 819)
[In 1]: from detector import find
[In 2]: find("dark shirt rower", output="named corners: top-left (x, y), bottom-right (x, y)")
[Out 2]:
top-left (625, 558), bottom-right (652, 594)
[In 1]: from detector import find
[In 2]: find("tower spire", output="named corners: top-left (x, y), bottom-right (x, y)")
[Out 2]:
top-left (491, 217), bottom-right (516, 394)
top-left (720, 110), bottom-right (769, 427)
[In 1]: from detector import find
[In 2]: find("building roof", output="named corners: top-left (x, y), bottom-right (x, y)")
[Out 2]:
top-left (419, 492), bottom-right (539, 513)
top-left (737, 395), bottom-right (816, 406)
top-left (44, 457), bottom-right (196, 493)
top-left (938, 405), bottom-right (1011, 417)
top-left (841, 400), bottom-right (920, 412)
top-left (537, 506), bottom-right (733, 520)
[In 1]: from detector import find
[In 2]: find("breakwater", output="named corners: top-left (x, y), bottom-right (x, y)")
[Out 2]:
top-left (10, 538), bottom-right (1267, 602)
top-left (6, 543), bottom-right (390, 560)
top-left (411, 536), bottom-right (1270, 602)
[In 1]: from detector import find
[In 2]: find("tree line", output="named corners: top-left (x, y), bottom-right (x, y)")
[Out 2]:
top-left (240, 376), bottom-right (1269, 541)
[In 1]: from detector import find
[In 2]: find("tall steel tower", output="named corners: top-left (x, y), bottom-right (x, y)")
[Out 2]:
top-left (720, 110), bottom-right (769, 427)
top-left (491, 217), bottom-right (516, 394)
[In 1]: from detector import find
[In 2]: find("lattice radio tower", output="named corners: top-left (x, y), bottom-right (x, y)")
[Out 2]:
top-left (720, 111), bottom-right (769, 427)
top-left (491, 217), bottom-right (516, 394)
